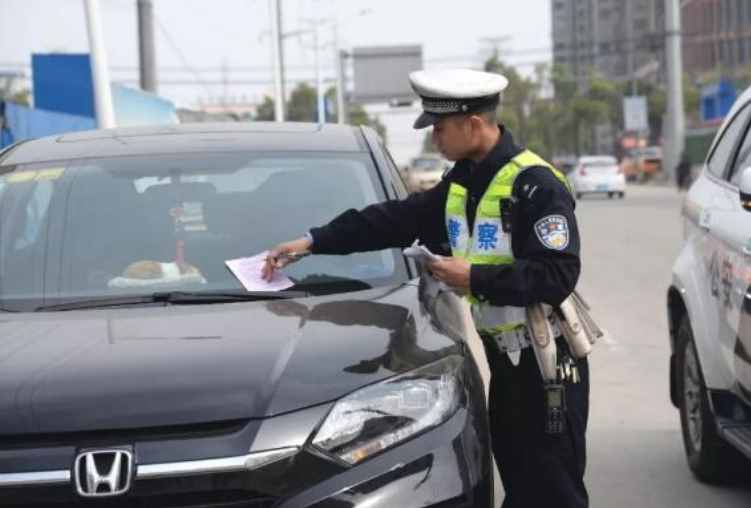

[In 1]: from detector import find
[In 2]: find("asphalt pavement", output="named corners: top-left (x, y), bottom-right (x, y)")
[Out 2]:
top-left (464, 184), bottom-right (751, 507)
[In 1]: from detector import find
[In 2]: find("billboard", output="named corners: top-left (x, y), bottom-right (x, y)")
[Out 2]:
top-left (351, 45), bottom-right (423, 104)
top-left (32, 54), bottom-right (95, 118)
top-left (623, 96), bottom-right (648, 132)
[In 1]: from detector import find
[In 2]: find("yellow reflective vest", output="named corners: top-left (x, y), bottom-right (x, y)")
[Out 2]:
top-left (444, 149), bottom-right (571, 338)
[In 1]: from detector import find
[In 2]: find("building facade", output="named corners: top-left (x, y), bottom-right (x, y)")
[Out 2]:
top-left (683, 0), bottom-right (751, 77)
top-left (553, 0), bottom-right (751, 85)
top-left (552, 0), bottom-right (664, 88)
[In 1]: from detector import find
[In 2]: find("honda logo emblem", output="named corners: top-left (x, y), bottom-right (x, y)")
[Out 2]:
top-left (73, 449), bottom-right (134, 497)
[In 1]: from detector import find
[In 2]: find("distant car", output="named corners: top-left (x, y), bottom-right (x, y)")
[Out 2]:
top-left (619, 146), bottom-right (663, 182)
top-left (404, 154), bottom-right (451, 192)
top-left (637, 146), bottom-right (663, 179)
top-left (0, 123), bottom-right (493, 506)
top-left (568, 155), bottom-right (626, 199)
top-left (667, 86), bottom-right (751, 484)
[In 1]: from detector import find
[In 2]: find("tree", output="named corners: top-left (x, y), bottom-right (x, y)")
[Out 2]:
top-left (254, 96), bottom-right (275, 121)
top-left (0, 88), bottom-right (30, 106)
top-left (485, 54), bottom-right (540, 145)
top-left (286, 83), bottom-right (318, 122)
top-left (683, 74), bottom-right (701, 123)
top-left (348, 104), bottom-right (387, 143)
top-left (253, 83), bottom-right (388, 141)
top-left (646, 86), bottom-right (666, 144)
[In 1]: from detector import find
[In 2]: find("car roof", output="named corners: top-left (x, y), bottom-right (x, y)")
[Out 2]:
top-left (725, 85), bottom-right (751, 124)
top-left (0, 122), bottom-right (368, 167)
top-left (413, 153), bottom-right (443, 160)
top-left (578, 155), bottom-right (617, 164)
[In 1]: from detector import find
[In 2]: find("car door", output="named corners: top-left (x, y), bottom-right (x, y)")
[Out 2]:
top-left (702, 101), bottom-right (751, 402)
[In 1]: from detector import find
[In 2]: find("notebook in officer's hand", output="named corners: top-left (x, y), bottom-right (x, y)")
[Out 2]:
top-left (403, 242), bottom-right (441, 266)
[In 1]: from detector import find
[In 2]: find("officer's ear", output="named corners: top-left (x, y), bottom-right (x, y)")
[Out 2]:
top-left (467, 114), bottom-right (486, 134)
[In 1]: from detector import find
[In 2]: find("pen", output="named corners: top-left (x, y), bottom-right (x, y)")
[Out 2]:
top-left (269, 251), bottom-right (311, 264)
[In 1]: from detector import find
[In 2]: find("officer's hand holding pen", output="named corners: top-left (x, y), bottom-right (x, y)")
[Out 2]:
top-left (427, 256), bottom-right (471, 291)
top-left (262, 236), bottom-right (313, 282)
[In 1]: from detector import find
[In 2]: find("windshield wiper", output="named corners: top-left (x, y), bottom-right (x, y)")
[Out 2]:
top-left (34, 290), bottom-right (309, 312)
top-left (292, 274), bottom-right (373, 295)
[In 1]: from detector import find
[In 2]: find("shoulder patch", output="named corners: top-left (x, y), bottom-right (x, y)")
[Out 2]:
top-left (534, 215), bottom-right (569, 251)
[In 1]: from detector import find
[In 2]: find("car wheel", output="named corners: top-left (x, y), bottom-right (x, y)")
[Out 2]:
top-left (619, 192), bottom-right (625, 199)
top-left (576, 192), bottom-right (582, 200)
top-left (608, 192), bottom-right (614, 199)
top-left (676, 316), bottom-right (747, 483)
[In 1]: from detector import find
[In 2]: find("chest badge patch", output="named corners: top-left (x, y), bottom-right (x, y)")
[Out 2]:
top-left (535, 215), bottom-right (569, 251)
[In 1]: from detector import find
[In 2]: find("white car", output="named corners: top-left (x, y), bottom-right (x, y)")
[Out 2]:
top-left (404, 154), bottom-right (451, 192)
top-left (568, 155), bottom-right (626, 199)
top-left (667, 85), bottom-right (751, 484)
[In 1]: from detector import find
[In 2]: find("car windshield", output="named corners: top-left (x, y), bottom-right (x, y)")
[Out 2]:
top-left (0, 152), bottom-right (408, 311)
top-left (411, 157), bottom-right (442, 172)
top-left (640, 147), bottom-right (662, 159)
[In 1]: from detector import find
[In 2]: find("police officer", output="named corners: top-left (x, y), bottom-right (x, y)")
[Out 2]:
top-left (262, 69), bottom-right (589, 508)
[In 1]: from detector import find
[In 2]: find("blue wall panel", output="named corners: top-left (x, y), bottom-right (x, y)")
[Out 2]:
top-left (32, 54), bottom-right (95, 118)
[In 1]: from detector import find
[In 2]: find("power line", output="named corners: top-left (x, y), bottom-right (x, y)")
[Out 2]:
top-left (153, 15), bottom-right (213, 97)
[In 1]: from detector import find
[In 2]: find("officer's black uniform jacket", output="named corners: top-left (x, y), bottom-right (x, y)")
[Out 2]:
top-left (309, 126), bottom-right (581, 308)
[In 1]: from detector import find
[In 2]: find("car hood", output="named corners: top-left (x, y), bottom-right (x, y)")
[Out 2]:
top-left (0, 284), bottom-right (460, 435)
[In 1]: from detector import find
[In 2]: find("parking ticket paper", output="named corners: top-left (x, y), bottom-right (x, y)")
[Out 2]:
top-left (225, 252), bottom-right (294, 292)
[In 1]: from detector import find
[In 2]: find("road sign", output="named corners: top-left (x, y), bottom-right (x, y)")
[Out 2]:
top-left (351, 45), bottom-right (422, 104)
top-left (623, 96), bottom-right (649, 132)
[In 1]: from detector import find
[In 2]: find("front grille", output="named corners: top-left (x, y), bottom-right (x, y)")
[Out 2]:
top-left (3, 472), bottom-right (277, 507)
top-left (0, 419), bottom-right (249, 450)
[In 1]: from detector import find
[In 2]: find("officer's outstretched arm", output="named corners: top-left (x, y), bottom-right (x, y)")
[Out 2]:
top-left (309, 182), bottom-right (447, 255)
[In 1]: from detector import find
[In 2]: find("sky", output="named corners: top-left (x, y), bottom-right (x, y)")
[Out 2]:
top-left (0, 0), bottom-right (553, 164)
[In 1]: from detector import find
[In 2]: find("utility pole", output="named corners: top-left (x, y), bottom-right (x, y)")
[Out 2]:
top-left (269, 0), bottom-right (284, 121)
top-left (221, 59), bottom-right (229, 106)
top-left (83, 0), bottom-right (115, 128)
top-left (665, 0), bottom-right (685, 183)
top-left (312, 21), bottom-right (325, 124)
top-left (137, 0), bottom-right (157, 93)
top-left (336, 49), bottom-right (347, 124)
top-left (276, 0), bottom-right (286, 116)
top-left (333, 8), bottom-right (371, 124)
top-left (479, 36), bottom-right (511, 64)
top-left (625, 0), bottom-right (636, 96)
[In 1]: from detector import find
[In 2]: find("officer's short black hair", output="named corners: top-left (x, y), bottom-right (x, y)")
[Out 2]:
top-left (479, 110), bottom-right (498, 125)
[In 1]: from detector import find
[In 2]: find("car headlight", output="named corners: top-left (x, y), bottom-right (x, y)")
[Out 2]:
top-left (310, 355), bottom-right (465, 465)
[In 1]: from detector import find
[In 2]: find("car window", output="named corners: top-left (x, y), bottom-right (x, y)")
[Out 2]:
top-left (411, 157), bottom-right (443, 172)
top-left (729, 120), bottom-right (751, 186)
top-left (14, 179), bottom-right (53, 251)
top-left (581, 163), bottom-right (618, 172)
top-left (640, 147), bottom-right (662, 159)
top-left (0, 152), bottom-right (409, 311)
top-left (383, 144), bottom-right (409, 197)
top-left (707, 102), bottom-right (751, 179)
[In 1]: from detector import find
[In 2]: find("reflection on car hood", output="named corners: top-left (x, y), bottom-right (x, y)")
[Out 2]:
top-left (0, 284), bottom-right (459, 434)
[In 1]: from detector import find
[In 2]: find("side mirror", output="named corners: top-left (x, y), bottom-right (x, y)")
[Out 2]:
top-left (740, 167), bottom-right (751, 212)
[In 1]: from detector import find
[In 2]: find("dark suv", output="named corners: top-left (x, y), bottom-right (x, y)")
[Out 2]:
top-left (0, 123), bottom-right (492, 507)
